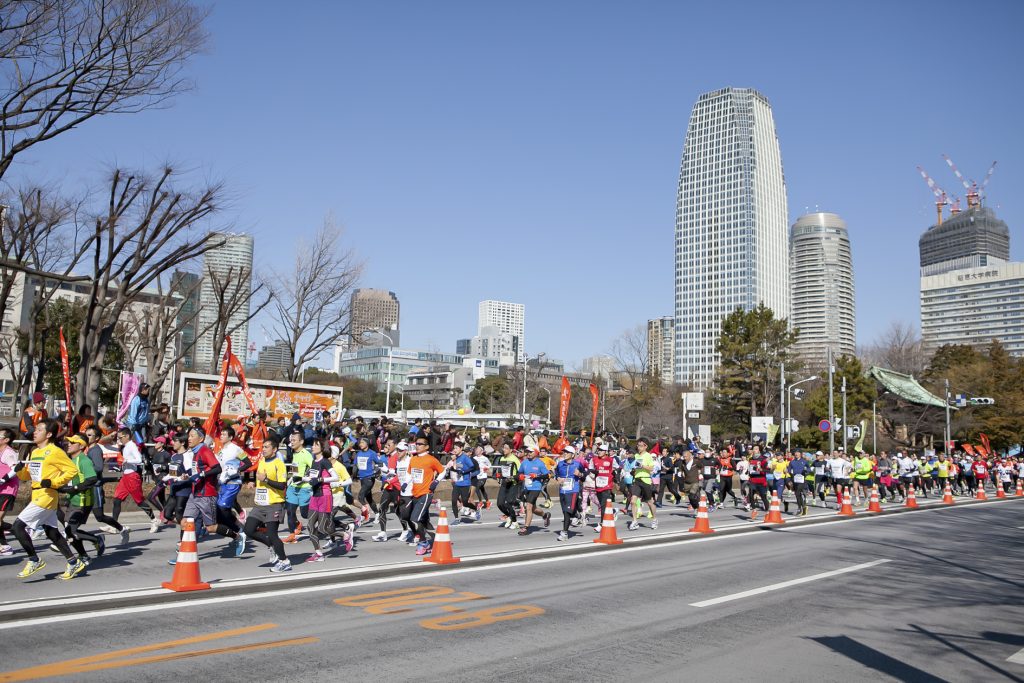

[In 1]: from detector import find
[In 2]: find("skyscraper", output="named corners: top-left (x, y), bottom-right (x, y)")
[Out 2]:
top-left (478, 300), bottom-right (524, 362)
top-left (919, 206), bottom-right (1009, 276)
top-left (674, 87), bottom-right (789, 387)
top-left (350, 289), bottom-right (400, 346)
top-left (194, 233), bottom-right (254, 372)
top-left (790, 212), bottom-right (856, 368)
top-left (647, 316), bottom-right (675, 384)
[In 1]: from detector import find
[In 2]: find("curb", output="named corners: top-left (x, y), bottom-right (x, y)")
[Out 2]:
top-left (2, 495), bottom-right (1019, 622)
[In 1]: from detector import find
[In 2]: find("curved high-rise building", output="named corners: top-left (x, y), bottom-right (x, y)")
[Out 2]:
top-left (790, 212), bottom-right (856, 368)
top-left (674, 87), bottom-right (789, 387)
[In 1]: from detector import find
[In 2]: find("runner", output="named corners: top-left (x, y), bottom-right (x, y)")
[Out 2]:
top-left (373, 439), bottom-right (404, 542)
top-left (699, 448), bottom-right (720, 511)
top-left (787, 450), bottom-right (811, 516)
top-left (628, 439), bottom-right (658, 530)
top-left (110, 428), bottom-right (158, 540)
top-left (448, 442), bottom-right (480, 524)
top-left (747, 447), bottom-right (770, 520)
top-left (494, 444), bottom-right (522, 530)
top-left (851, 451), bottom-right (873, 504)
top-left (303, 438), bottom-right (341, 562)
top-left (589, 443), bottom-right (617, 531)
top-left (354, 437), bottom-right (387, 524)
top-left (554, 445), bottom-right (584, 540)
top-left (471, 445), bottom-right (492, 510)
top-left (677, 448), bottom-right (701, 511)
top-left (162, 434), bottom-right (191, 527)
top-left (10, 420), bottom-right (84, 579)
top-left (403, 436), bottom-right (445, 556)
top-left (172, 427), bottom-right (223, 565)
top-left (215, 434), bottom-right (248, 558)
top-left (830, 450), bottom-right (853, 507)
top-left (657, 448), bottom-right (680, 506)
top-left (283, 430), bottom-right (313, 543)
top-left (59, 435), bottom-right (105, 564)
top-left (717, 447), bottom-right (740, 507)
top-left (0, 428), bottom-right (19, 555)
top-left (516, 448), bottom-right (551, 536)
top-left (242, 435), bottom-right (292, 573)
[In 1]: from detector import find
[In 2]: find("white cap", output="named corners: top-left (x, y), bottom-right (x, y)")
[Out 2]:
top-left (396, 441), bottom-right (409, 451)
top-left (342, 426), bottom-right (351, 435)
top-left (564, 445), bottom-right (577, 454)
top-left (598, 443), bottom-right (609, 452)
top-left (815, 451), bottom-right (824, 456)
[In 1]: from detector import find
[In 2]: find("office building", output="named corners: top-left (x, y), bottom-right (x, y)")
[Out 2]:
top-left (674, 87), bottom-right (789, 387)
top-left (647, 317), bottom-right (675, 384)
top-left (194, 233), bottom-right (254, 372)
top-left (170, 270), bottom-right (200, 369)
top-left (581, 355), bottom-right (615, 378)
top-left (920, 261), bottom-right (1024, 356)
top-left (334, 345), bottom-right (499, 389)
top-left (256, 340), bottom-right (292, 377)
top-left (350, 289), bottom-right (400, 346)
top-left (919, 206), bottom-right (1009, 276)
top-left (790, 212), bottom-right (856, 368)
top-left (478, 300), bottom-right (524, 363)
top-left (457, 325), bottom-right (518, 367)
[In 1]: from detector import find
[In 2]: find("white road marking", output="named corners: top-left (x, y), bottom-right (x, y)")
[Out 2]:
top-left (0, 498), bottom-right (1016, 630)
top-left (689, 559), bottom-right (891, 607)
top-left (1008, 647), bottom-right (1024, 665)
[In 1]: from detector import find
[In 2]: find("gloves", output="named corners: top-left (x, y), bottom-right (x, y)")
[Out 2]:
top-left (189, 473), bottom-right (203, 483)
top-left (57, 484), bottom-right (76, 494)
top-left (39, 478), bottom-right (51, 489)
top-left (13, 462), bottom-right (25, 473)
top-left (289, 475), bottom-right (303, 485)
top-left (518, 474), bottom-right (526, 482)
top-left (429, 480), bottom-right (439, 493)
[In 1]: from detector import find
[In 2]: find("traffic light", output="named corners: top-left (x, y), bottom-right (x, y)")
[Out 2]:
top-left (968, 397), bottom-right (995, 406)
top-left (846, 425), bottom-right (861, 439)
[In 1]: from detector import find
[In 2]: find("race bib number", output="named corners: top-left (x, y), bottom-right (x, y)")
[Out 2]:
top-left (28, 460), bottom-right (42, 482)
top-left (451, 471), bottom-right (461, 482)
top-left (411, 468), bottom-right (424, 484)
top-left (595, 476), bottom-right (609, 488)
top-left (703, 466), bottom-right (711, 476)
top-left (501, 466), bottom-right (511, 478)
top-left (254, 486), bottom-right (269, 506)
top-left (357, 456), bottom-right (369, 471)
top-left (793, 474), bottom-right (805, 483)
top-left (561, 479), bottom-right (574, 492)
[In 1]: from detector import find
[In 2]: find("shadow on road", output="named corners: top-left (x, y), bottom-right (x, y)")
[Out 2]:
top-left (809, 635), bottom-right (949, 683)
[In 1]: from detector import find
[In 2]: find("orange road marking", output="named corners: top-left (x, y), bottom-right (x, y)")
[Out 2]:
top-left (0, 624), bottom-right (318, 682)
top-left (420, 605), bottom-right (544, 631)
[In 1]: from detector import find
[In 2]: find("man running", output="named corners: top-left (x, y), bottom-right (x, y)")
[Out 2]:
top-left (554, 445), bottom-right (585, 541)
top-left (59, 434), bottom-right (106, 565)
top-left (284, 430), bottom-right (314, 543)
top-left (494, 444), bottom-right (522, 530)
top-left (589, 443), bottom-right (616, 530)
top-left (243, 435), bottom-right (292, 573)
top-left (628, 439), bottom-right (658, 530)
top-left (449, 442), bottom-right (480, 524)
top-left (110, 428), bottom-right (158, 540)
top-left (404, 436), bottom-right (445, 556)
top-left (516, 449), bottom-right (551, 536)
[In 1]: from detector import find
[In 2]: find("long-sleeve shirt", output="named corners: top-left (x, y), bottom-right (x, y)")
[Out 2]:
top-left (18, 443), bottom-right (78, 510)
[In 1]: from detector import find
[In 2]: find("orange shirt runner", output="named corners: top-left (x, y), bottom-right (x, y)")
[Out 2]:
top-left (408, 453), bottom-right (445, 497)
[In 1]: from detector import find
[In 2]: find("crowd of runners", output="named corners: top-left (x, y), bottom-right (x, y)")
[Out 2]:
top-left (1, 406), bottom-right (1021, 581)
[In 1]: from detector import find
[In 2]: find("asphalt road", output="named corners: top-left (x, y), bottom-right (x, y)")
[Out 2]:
top-left (1, 498), bottom-right (1022, 682)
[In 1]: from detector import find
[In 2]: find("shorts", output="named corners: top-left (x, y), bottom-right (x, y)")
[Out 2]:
top-left (630, 480), bottom-right (654, 501)
top-left (17, 502), bottom-right (65, 535)
top-left (522, 489), bottom-right (543, 506)
top-left (308, 490), bottom-right (332, 514)
top-left (0, 494), bottom-right (15, 513)
top-left (114, 471), bottom-right (145, 504)
top-left (183, 495), bottom-right (217, 526)
top-left (249, 503), bottom-right (285, 524)
top-left (286, 486), bottom-right (312, 507)
top-left (216, 483), bottom-right (242, 509)
top-left (834, 478), bottom-right (851, 490)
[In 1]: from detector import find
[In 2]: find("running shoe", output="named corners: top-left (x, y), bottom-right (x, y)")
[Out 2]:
top-left (234, 531), bottom-right (247, 557)
top-left (17, 559), bottom-right (45, 578)
top-left (49, 544), bottom-right (60, 554)
top-left (0, 544), bottom-right (12, 556)
top-left (120, 527), bottom-right (131, 545)
top-left (195, 525), bottom-right (208, 540)
top-left (372, 531), bottom-right (387, 542)
top-left (268, 548), bottom-right (278, 565)
top-left (270, 559), bottom-right (293, 573)
top-left (305, 552), bottom-right (325, 563)
top-left (283, 531), bottom-right (299, 544)
top-left (415, 541), bottom-right (430, 556)
top-left (398, 530), bottom-right (411, 543)
top-left (485, 501), bottom-right (492, 509)
top-left (474, 509), bottom-right (482, 522)
top-left (99, 525), bottom-right (119, 534)
top-left (556, 531), bottom-right (568, 541)
top-left (238, 508), bottom-right (247, 524)
top-left (651, 518), bottom-right (659, 530)
top-left (30, 528), bottom-right (46, 541)
top-left (541, 500), bottom-right (552, 509)
top-left (59, 558), bottom-right (87, 580)
top-left (149, 519), bottom-right (160, 534)
top-left (627, 521), bottom-right (640, 531)
top-left (509, 521), bottom-right (520, 530)
top-left (517, 527), bottom-right (529, 536)
top-left (321, 540), bottom-right (335, 553)
top-left (593, 525), bottom-right (601, 533)
top-left (93, 537), bottom-right (105, 558)
top-left (168, 557), bottom-right (177, 566)
top-left (646, 511), bottom-right (654, 520)
top-left (542, 512), bottom-right (551, 528)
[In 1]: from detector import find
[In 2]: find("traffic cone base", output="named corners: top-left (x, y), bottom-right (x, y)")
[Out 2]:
top-left (838, 488), bottom-right (856, 516)
top-left (996, 485), bottom-right (1007, 499)
top-left (161, 517), bottom-right (210, 592)
top-left (594, 499), bottom-right (623, 545)
top-left (688, 491), bottom-right (715, 534)
top-left (942, 483), bottom-right (954, 505)
top-left (905, 485), bottom-right (919, 509)
top-left (867, 485), bottom-right (882, 513)
top-left (1016, 480), bottom-right (1023, 497)
top-left (975, 487), bottom-right (987, 501)
top-left (424, 506), bottom-right (460, 564)
top-left (763, 491), bottom-right (785, 524)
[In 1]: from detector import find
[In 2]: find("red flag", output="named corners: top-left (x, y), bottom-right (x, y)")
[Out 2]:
top-left (228, 349), bottom-right (258, 415)
top-left (59, 327), bottom-right (73, 432)
top-left (203, 337), bottom-right (232, 437)
top-left (962, 444), bottom-right (976, 456)
top-left (558, 376), bottom-right (571, 436)
top-left (979, 433), bottom-right (992, 457)
top-left (589, 383), bottom-right (599, 447)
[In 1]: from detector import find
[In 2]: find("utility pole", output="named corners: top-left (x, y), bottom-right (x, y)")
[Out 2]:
top-left (780, 362), bottom-right (786, 450)
top-left (872, 399), bottom-right (876, 454)
top-left (841, 375), bottom-right (847, 453)
top-left (827, 347), bottom-right (835, 453)
top-left (944, 378), bottom-right (951, 454)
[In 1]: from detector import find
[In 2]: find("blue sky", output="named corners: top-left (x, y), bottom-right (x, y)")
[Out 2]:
top-left (11, 0), bottom-right (1024, 369)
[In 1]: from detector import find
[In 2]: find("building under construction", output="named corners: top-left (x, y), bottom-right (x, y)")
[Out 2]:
top-left (919, 205), bottom-right (1009, 276)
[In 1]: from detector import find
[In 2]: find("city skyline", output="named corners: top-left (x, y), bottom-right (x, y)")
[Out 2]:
top-left (8, 2), bottom-right (1022, 371)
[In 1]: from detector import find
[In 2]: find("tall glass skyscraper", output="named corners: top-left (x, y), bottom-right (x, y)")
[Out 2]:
top-left (674, 88), bottom-right (789, 387)
top-left (790, 212), bottom-right (856, 369)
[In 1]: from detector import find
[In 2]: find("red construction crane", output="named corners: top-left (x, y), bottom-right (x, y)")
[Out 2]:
top-left (978, 161), bottom-right (998, 204)
top-left (917, 166), bottom-right (949, 225)
top-left (942, 154), bottom-right (982, 209)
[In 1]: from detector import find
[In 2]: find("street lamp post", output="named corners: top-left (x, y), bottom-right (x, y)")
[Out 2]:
top-left (785, 375), bottom-right (818, 448)
top-left (539, 386), bottom-right (552, 428)
top-left (521, 352), bottom-right (545, 424)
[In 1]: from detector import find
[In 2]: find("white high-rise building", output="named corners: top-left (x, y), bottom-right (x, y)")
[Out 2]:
top-left (674, 87), bottom-right (789, 387)
top-left (478, 300), bottom-right (525, 363)
top-left (647, 317), bottom-right (675, 384)
top-left (194, 233), bottom-right (254, 372)
top-left (790, 212), bottom-right (856, 368)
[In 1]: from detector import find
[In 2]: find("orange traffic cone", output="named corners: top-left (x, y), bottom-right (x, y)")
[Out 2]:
top-left (996, 483), bottom-right (1007, 499)
top-left (867, 485), bottom-right (883, 513)
top-left (594, 498), bottom-right (623, 545)
top-left (1016, 479), bottom-right (1023, 497)
top-left (763, 490), bottom-right (786, 524)
top-left (975, 484), bottom-right (988, 501)
top-left (942, 482), bottom-right (954, 505)
top-left (424, 506), bottom-right (460, 565)
top-left (688, 491), bottom-right (715, 534)
top-left (161, 517), bottom-right (210, 592)
top-left (837, 487), bottom-right (856, 516)
top-left (905, 485), bottom-right (919, 509)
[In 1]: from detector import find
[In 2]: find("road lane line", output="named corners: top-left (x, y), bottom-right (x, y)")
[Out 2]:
top-left (0, 500), bottom-right (1015, 630)
top-left (689, 559), bottom-right (891, 607)
top-left (1008, 647), bottom-right (1024, 664)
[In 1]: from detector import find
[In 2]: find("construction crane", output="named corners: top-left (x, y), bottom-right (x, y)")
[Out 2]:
top-left (978, 161), bottom-right (998, 204)
top-left (917, 165), bottom-right (949, 225)
top-left (942, 154), bottom-right (987, 209)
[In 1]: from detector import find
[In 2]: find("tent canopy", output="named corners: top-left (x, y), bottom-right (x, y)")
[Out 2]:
top-left (867, 366), bottom-right (954, 410)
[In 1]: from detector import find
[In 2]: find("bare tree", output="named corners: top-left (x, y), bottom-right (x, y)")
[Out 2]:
top-left (75, 167), bottom-right (226, 407)
top-left (267, 217), bottom-right (363, 382)
top-left (864, 321), bottom-right (928, 377)
top-left (608, 324), bottom-right (661, 437)
top-left (0, 0), bottom-right (208, 182)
